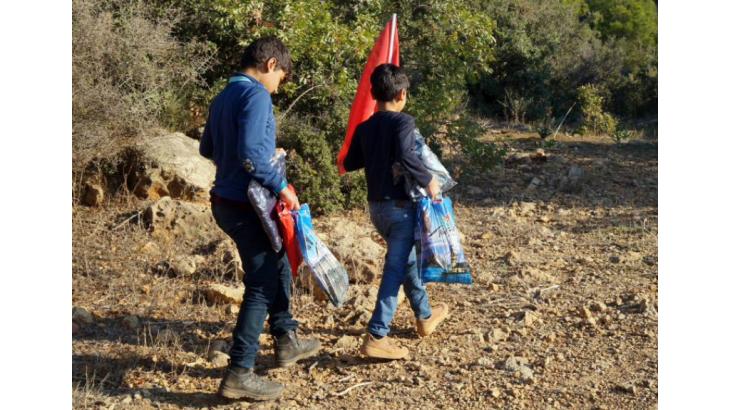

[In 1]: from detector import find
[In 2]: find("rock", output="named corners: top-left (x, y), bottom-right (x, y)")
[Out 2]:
top-left (343, 306), bottom-right (371, 326)
top-left (550, 155), bottom-right (567, 164)
top-left (335, 335), bottom-right (359, 349)
top-left (578, 306), bottom-right (592, 318)
top-left (209, 339), bottom-right (229, 356)
top-left (209, 351), bottom-right (230, 367)
top-left (297, 270), bottom-right (329, 301)
top-left (487, 283), bottom-right (500, 292)
top-left (520, 267), bottom-right (555, 283)
top-left (558, 165), bottom-right (586, 192)
top-left (323, 315), bottom-right (335, 328)
top-left (506, 152), bottom-right (532, 165)
top-left (165, 257), bottom-right (202, 278)
top-left (72, 322), bottom-right (79, 334)
top-left (518, 165), bottom-right (534, 175)
top-left (476, 357), bottom-right (489, 366)
top-left (169, 255), bottom-right (197, 276)
top-left (83, 184), bottom-right (104, 207)
top-left (489, 387), bottom-right (501, 398)
top-left (142, 197), bottom-right (217, 242)
top-left (643, 256), bottom-right (657, 266)
top-left (502, 356), bottom-right (535, 384)
top-left (467, 186), bottom-right (485, 196)
top-left (522, 310), bottom-right (539, 327)
top-left (222, 247), bottom-right (244, 280)
top-left (503, 251), bottom-right (520, 266)
top-left (226, 304), bottom-right (240, 315)
top-left (206, 284), bottom-right (244, 305)
top-left (609, 255), bottom-right (621, 263)
top-left (620, 384), bottom-right (637, 395)
top-left (486, 328), bottom-right (508, 343)
top-left (121, 395), bottom-right (133, 404)
top-left (568, 165), bottom-right (586, 180)
top-left (140, 242), bottom-right (161, 255)
top-left (72, 307), bottom-right (94, 325)
top-left (468, 330), bottom-right (485, 344)
top-left (325, 218), bottom-right (384, 283)
top-left (626, 251), bottom-right (643, 262)
top-left (518, 202), bottom-right (537, 215)
top-left (122, 315), bottom-right (140, 329)
top-left (591, 302), bottom-right (608, 313)
top-left (130, 132), bottom-right (215, 202)
top-left (639, 298), bottom-right (658, 317)
top-left (526, 177), bottom-right (542, 191)
top-left (479, 231), bottom-right (494, 240)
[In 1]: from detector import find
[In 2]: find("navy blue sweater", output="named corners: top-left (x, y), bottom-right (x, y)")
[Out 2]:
top-left (199, 73), bottom-right (287, 202)
top-left (343, 111), bottom-right (433, 201)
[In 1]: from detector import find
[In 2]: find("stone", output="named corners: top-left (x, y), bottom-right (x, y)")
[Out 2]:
top-left (122, 315), bottom-right (140, 329)
top-left (609, 255), bottom-right (621, 264)
top-left (487, 283), bottom-right (500, 292)
top-left (626, 251), bottom-right (643, 262)
top-left (503, 251), bottom-right (520, 266)
top-left (325, 218), bottom-right (385, 284)
top-left (72, 322), bottom-right (79, 334)
top-left (591, 302), bottom-right (608, 313)
top-left (222, 247), bottom-right (244, 280)
top-left (518, 202), bottom-right (537, 215)
top-left (520, 267), bottom-right (555, 283)
top-left (142, 197), bottom-right (217, 242)
top-left (486, 328), bottom-right (508, 343)
top-left (206, 284), bottom-right (244, 305)
top-left (72, 307), bottom-right (94, 325)
top-left (140, 242), bottom-right (161, 255)
top-left (226, 304), bottom-right (240, 315)
top-left (209, 351), bottom-right (230, 368)
top-left (578, 306), bottom-right (592, 318)
top-left (83, 184), bottom-right (104, 207)
top-left (170, 255), bottom-right (197, 277)
top-left (522, 310), bottom-right (539, 327)
top-left (526, 177), bottom-right (542, 191)
top-left (209, 339), bottom-right (229, 356)
top-left (335, 335), bottom-right (359, 349)
top-left (489, 387), bottom-right (501, 398)
top-left (476, 357), bottom-right (489, 366)
top-left (480, 231), bottom-right (494, 240)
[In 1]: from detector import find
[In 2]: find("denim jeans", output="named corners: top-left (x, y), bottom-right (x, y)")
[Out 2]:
top-left (211, 202), bottom-right (299, 369)
top-left (367, 200), bottom-right (432, 337)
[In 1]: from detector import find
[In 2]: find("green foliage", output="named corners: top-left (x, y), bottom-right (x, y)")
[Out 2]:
top-left (613, 128), bottom-right (633, 143)
top-left (73, 0), bottom-right (657, 211)
top-left (577, 86), bottom-right (616, 137)
top-left (536, 123), bottom-right (552, 139)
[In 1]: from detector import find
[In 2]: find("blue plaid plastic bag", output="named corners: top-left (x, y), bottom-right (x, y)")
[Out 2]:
top-left (293, 204), bottom-right (349, 307)
top-left (416, 196), bottom-right (471, 284)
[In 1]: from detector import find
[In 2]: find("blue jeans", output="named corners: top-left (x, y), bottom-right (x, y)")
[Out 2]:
top-left (367, 201), bottom-right (432, 337)
top-left (211, 202), bottom-right (299, 369)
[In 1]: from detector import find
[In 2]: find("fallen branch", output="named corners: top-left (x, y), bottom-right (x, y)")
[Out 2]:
top-left (552, 102), bottom-right (576, 139)
top-left (332, 382), bottom-right (373, 397)
top-left (112, 211), bottom-right (141, 231)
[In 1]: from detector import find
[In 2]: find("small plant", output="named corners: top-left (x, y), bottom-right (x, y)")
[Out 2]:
top-left (542, 140), bottom-right (558, 149)
top-left (536, 124), bottom-right (552, 139)
top-left (614, 129), bottom-right (633, 143)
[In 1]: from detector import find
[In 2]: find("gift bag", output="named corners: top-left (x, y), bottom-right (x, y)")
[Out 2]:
top-left (248, 149), bottom-right (287, 252)
top-left (401, 128), bottom-right (457, 200)
top-left (276, 185), bottom-right (302, 278)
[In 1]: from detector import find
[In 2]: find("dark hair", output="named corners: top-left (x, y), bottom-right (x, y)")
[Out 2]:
top-left (370, 63), bottom-right (409, 101)
top-left (241, 37), bottom-right (293, 76)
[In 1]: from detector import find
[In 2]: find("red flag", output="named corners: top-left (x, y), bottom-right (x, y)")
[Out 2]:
top-left (337, 14), bottom-right (399, 174)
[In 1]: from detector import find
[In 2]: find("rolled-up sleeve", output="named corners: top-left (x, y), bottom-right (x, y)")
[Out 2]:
top-left (396, 116), bottom-right (433, 188)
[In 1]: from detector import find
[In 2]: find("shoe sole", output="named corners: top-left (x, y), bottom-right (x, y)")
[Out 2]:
top-left (218, 385), bottom-right (282, 401)
top-left (360, 346), bottom-right (409, 360)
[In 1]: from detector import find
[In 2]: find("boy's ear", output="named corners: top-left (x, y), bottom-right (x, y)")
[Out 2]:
top-left (395, 88), bottom-right (407, 102)
top-left (265, 57), bottom-right (277, 73)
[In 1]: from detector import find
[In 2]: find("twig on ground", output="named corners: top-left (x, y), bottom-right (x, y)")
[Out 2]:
top-left (332, 382), bottom-right (373, 396)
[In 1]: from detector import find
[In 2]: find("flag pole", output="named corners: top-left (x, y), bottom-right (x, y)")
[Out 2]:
top-left (387, 14), bottom-right (396, 64)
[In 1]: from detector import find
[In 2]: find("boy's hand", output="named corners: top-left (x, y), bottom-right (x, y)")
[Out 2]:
top-left (279, 186), bottom-right (300, 210)
top-left (425, 177), bottom-right (441, 200)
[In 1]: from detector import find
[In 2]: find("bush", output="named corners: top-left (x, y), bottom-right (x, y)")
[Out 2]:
top-left (576, 84), bottom-right (617, 136)
top-left (72, 0), bottom-right (213, 170)
top-left (160, 0), bottom-right (502, 213)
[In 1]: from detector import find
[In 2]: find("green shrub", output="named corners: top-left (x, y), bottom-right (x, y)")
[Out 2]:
top-left (576, 84), bottom-right (617, 136)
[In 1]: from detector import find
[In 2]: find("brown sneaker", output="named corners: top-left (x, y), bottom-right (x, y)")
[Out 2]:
top-left (416, 303), bottom-right (449, 337)
top-left (359, 334), bottom-right (409, 360)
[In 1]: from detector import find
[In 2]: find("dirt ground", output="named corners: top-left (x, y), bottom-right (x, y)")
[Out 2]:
top-left (72, 132), bottom-right (658, 410)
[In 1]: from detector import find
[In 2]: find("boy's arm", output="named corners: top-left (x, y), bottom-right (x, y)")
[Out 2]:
top-left (343, 127), bottom-right (365, 172)
top-left (237, 88), bottom-right (287, 193)
top-left (396, 116), bottom-right (433, 188)
top-left (199, 109), bottom-right (214, 159)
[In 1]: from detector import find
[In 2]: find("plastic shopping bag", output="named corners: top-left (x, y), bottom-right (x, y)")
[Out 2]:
top-left (248, 149), bottom-right (287, 252)
top-left (402, 128), bottom-right (457, 200)
top-left (276, 185), bottom-right (303, 278)
top-left (416, 196), bottom-right (471, 284)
